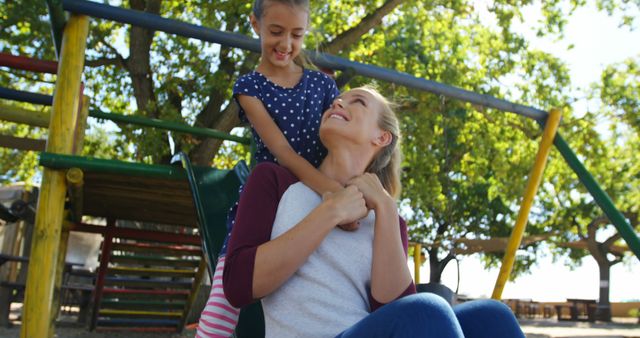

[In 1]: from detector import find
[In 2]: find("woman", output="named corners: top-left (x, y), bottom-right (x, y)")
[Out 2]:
top-left (222, 86), bottom-right (525, 337)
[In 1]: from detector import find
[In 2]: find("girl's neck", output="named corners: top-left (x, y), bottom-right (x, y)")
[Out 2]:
top-left (256, 62), bottom-right (303, 87)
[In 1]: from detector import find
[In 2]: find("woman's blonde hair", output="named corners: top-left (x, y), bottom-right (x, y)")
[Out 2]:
top-left (357, 86), bottom-right (402, 199)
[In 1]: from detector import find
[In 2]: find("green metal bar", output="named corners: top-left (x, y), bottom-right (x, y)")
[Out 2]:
top-left (39, 152), bottom-right (187, 179)
top-left (45, 0), bottom-right (66, 58)
top-left (89, 109), bottom-right (251, 145)
top-left (551, 131), bottom-right (640, 261)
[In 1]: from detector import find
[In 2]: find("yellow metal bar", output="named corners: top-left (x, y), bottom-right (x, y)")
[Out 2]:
top-left (20, 14), bottom-right (89, 338)
top-left (413, 243), bottom-right (421, 284)
top-left (0, 101), bottom-right (50, 127)
top-left (98, 309), bottom-right (182, 317)
top-left (108, 266), bottom-right (196, 276)
top-left (492, 108), bottom-right (562, 300)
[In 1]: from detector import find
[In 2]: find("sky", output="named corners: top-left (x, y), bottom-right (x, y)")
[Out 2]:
top-left (409, 2), bottom-right (640, 303)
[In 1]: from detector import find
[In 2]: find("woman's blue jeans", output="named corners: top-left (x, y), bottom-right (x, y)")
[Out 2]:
top-left (335, 293), bottom-right (525, 338)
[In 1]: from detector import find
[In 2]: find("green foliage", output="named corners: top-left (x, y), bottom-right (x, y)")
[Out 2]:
top-left (0, 121), bottom-right (42, 186)
top-left (594, 57), bottom-right (640, 134)
top-left (1, 0), bottom-right (638, 283)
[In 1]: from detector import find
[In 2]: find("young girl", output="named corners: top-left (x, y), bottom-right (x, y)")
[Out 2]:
top-left (197, 0), bottom-right (343, 336)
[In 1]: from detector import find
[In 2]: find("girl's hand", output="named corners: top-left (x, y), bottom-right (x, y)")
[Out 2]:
top-left (347, 173), bottom-right (394, 211)
top-left (322, 185), bottom-right (368, 228)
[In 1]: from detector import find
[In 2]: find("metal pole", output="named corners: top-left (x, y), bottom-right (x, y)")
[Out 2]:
top-left (21, 14), bottom-right (89, 338)
top-left (62, 0), bottom-right (548, 121)
top-left (0, 52), bottom-right (58, 74)
top-left (89, 109), bottom-right (250, 145)
top-left (550, 132), bottom-right (640, 261)
top-left (0, 102), bottom-right (50, 127)
top-left (45, 0), bottom-right (67, 58)
top-left (413, 243), bottom-right (421, 284)
top-left (39, 152), bottom-right (188, 179)
top-left (0, 89), bottom-right (250, 144)
top-left (492, 108), bottom-right (562, 300)
top-left (0, 87), bottom-right (53, 105)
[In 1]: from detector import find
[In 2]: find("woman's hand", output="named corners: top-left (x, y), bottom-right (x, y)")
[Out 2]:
top-left (348, 173), bottom-right (394, 211)
top-left (322, 185), bottom-right (368, 227)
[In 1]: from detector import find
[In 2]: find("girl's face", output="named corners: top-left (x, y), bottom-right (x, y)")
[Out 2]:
top-left (320, 89), bottom-right (390, 151)
top-left (251, 1), bottom-right (309, 71)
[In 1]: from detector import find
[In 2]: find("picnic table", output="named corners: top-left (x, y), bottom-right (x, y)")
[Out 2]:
top-left (504, 299), bottom-right (541, 318)
top-left (555, 298), bottom-right (597, 322)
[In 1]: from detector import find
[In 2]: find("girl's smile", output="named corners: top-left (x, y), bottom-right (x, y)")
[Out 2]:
top-left (251, 1), bottom-right (308, 72)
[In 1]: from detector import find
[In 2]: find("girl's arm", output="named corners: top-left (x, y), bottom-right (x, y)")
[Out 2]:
top-left (223, 163), bottom-right (367, 307)
top-left (348, 174), bottom-right (414, 304)
top-left (238, 95), bottom-right (343, 195)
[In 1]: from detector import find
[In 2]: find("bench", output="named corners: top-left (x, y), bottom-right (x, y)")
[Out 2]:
top-left (555, 298), bottom-right (596, 322)
top-left (0, 255), bottom-right (95, 326)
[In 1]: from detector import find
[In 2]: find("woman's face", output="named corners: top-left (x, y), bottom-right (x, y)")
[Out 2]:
top-left (320, 89), bottom-right (387, 150)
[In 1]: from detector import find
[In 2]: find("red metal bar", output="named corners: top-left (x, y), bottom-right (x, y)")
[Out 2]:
top-left (0, 52), bottom-right (58, 74)
top-left (90, 218), bottom-right (115, 330)
top-left (70, 222), bottom-right (201, 246)
top-left (96, 327), bottom-right (177, 333)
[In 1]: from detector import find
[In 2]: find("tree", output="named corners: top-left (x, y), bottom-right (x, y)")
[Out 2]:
top-left (537, 131), bottom-right (639, 321)
top-left (1, 0), bottom-right (638, 287)
top-left (534, 57), bottom-right (640, 321)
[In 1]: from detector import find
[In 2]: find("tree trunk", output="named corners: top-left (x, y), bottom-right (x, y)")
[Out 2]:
top-left (128, 0), bottom-right (161, 117)
top-left (428, 247), bottom-right (442, 284)
top-left (428, 246), bottom-right (455, 284)
top-left (190, 103), bottom-right (241, 166)
top-left (596, 261), bottom-right (612, 321)
top-left (322, 0), bottom-right (404, 54)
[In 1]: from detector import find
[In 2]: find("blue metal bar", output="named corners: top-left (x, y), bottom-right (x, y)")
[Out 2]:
top-left (0, 87), bottom-right (53, 106)
top-left (62, 0), bottom-right (548, 121)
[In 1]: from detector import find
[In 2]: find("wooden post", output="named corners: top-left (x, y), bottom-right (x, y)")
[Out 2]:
top-left (49, 93), bottom-right (90, 337)
top-left (49, 213), bottom-right (71, 338)
top-left (179, 257), bottom-right (208, 330)
top-left (20, 14), bottom-right (89, 338)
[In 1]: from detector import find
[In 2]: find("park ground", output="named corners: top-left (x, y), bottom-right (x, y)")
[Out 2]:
top-left (0, 317), bottom-right (638, 338)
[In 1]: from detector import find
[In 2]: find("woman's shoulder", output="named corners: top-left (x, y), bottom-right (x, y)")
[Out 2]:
top-left (247, 163), bottom-right (299, 192)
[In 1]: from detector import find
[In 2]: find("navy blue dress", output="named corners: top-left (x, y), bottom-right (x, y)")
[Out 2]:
top-left (233, 69), bottom-right (340, 166)
top-left (219, 69), bottom-right (340, 255)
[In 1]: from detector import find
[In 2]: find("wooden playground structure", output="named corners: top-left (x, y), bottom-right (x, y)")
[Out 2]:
top-left (1, 1), bottom-right (639, 337)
